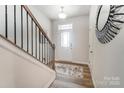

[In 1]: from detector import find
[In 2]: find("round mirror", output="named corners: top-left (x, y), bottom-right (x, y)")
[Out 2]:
top-left (96, 5), bottom-right (124, 44)
top-left (96, 5), bottom-right (110, 31)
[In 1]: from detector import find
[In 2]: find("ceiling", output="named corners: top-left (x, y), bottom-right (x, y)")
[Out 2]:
top-left (34, 5), bottom-right (91, 20)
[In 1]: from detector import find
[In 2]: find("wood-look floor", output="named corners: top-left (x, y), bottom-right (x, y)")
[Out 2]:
top-left (82, 65), bottom-right (94, 88)
top-left (50, 61), bottom-right (94, 88)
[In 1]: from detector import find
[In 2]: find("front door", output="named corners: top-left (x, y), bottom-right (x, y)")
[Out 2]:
top-left (57, 24), bottom-right (73, 61)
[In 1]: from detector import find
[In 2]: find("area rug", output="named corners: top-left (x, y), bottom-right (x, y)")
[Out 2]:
top-left (55, 62), bottom-right (83, 79)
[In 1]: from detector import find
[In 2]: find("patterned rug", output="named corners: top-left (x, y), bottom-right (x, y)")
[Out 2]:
top-left (50, 62), bottom-right (94, 88)
top-left (55, 62), bottom-right (83, 79)
top-left (50, 62), bottom-right (84, 88)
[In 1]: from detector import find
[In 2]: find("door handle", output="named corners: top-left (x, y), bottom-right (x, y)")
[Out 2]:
top-left (70, 43), bottom-right (72, 49)
top-left (90, 51), bottom-right (93, 53)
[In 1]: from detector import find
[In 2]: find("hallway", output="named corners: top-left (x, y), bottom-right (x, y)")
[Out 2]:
top-left (0, 5), bottom-right (124, 88)
top-left (50, 61), bottom-right (94, 88)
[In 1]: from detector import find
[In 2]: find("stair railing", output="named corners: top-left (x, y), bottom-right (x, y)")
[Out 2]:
top-left (0, 5), bottom-right (55, 69)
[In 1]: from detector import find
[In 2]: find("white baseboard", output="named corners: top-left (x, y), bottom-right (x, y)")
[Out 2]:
top-left (88, 63), bottom-right (96, 88)
top-left (44, 73), bottom-right (56, 88)
top-left (55, 59), bottom-right (89, 65)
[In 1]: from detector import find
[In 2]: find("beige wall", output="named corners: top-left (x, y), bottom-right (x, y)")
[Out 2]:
top-left (52, 16), bottom-right (89, 64)
top-left (28, 5), bottom-right (52, 41)
top-left (0, 5), bottom-right (55, 87)
top-left (89, 6), bottom-right (124, 87)
top-left (0, 36), bottom-right (55, 88)
top-left (0, 5), bottom-right (53, 61)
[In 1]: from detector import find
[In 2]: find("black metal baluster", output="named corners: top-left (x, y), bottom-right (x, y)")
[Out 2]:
top-left (51, 47), bottom-right (52, 62)
top-left (49, 46), bottom-right (50, 63)
top-left (31, 19), bottom-right (33, 55)
top-left (48, 41), bottom-right (49, 64)
top-left (45, 39), bottom-right (47, 64)
top-left (42, 35), bottom-right (44, 63)
top-left (27, 11), bottom-right (29, 52)
top-left (5, 5), bottom-right (8, 38)
top-left (50, 44), bottom-right (52, 63)
top-left (50, 44), bottom-right (51, 64)
top-left (46, 38), bottom-right (47, 64)
top-left (21, 6), bottom-right (23, 48)
top-left (52, 47), bottom-right (54, 61)
top-left (48, 43), bottom-right (50, 64)
top-left (39, 30), bottom-right (41, 60)
top-left (14, 5), bottom-right (16, 44)
top-left (53, 45), bottom-right (55, 61)
top-left (51, 46), bottom-right (53, 61)
top-left (43, 35), bottom-right (45, 64)
top-left (47, 41), bottom-right (49, 65)
top-left (42, 34), bottom-right (43, 62)
top-left (53, 48), bottom-right (54, 61)
top-left (50, 46), bottom-right (52, 63)
top-left (35, 24), bottom-right (37, 58)
top-left (44, 37), bottom-right (46, 64)
top-left (46, 39), bottom-right (48, 64)
top-left (52, 47), bottom-right (53, 61)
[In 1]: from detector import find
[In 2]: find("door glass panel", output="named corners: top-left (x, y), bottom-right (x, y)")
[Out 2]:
top-left (61, 31), bottom-right (70, 48)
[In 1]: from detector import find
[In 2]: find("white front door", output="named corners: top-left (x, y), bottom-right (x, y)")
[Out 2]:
top-left (57, 24), bottom-right (73, 61)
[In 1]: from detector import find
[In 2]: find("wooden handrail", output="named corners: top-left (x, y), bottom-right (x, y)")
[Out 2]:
top-left (22, 5), bottom-right (54, 48)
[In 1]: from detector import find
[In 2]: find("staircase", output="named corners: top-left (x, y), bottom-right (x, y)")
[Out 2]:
top-left (0, 5), bottom-right (55, 87)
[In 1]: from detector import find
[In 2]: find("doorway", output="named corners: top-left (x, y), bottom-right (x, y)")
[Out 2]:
top-left (57, 24), bottom-right (73, 61)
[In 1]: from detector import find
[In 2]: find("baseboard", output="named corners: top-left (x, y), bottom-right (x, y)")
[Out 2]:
top-left (55, 60), bottom-right (89, 67)
top-left (88, 63), bottom-right (96, 88)
top-left (45, 73), bottom-right (56, 88)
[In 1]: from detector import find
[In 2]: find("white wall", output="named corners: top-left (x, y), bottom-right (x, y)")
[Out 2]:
top-left (0, 36), bottom-right (55, 88)
top-left (52, 16), bottom-right (89, 64)
top-left (28, 5), bottom-right (52, 41)
top-left (89, 6), bottom-right (124, 87)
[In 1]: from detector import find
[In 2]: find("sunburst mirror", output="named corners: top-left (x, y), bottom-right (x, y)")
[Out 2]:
top-left (96, 5), bottom-right (124, 44)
